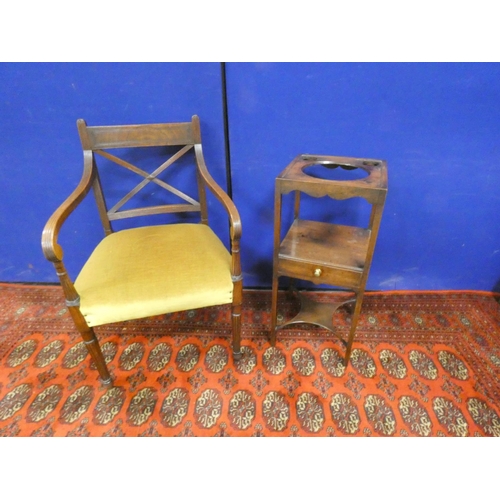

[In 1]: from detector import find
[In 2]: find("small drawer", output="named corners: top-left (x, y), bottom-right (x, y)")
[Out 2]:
top-left (277, 258), bottom-right (363, 289)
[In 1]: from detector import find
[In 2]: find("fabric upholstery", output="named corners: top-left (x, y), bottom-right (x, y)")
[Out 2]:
top-left (74, 223), bottom-right (233, 327)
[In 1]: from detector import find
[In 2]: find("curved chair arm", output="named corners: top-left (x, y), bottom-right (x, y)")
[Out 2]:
top-left (194, 144), bottom-right (242, 280)
top-left (194, 144), bottom-right (242, 243)
top-left (41, 151), bottom-right (96, 263)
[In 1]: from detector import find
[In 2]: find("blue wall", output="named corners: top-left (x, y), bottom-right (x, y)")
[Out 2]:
top-left (1, 62), bottom-right (499, 291)
top-left (227, 63), bottom-right (500, 291)
top-left (0, 62), bottom-right (228, 283)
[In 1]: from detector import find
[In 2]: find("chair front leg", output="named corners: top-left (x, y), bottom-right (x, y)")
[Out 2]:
top-left (53, 260), bottom-right (113, 386)
top-left (67, 306), bottom-right (113, 387)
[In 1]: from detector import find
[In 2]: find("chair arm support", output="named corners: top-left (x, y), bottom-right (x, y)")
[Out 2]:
top-left (41, 152), bottom-right (96, 263)
top-left (194, 145), bottom-right (242, 243)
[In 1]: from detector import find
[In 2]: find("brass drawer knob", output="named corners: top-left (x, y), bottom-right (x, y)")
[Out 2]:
top-left (314, 268), bottom-right (322, 277)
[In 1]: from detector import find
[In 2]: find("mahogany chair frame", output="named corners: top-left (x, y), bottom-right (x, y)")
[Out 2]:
top-left (270, 154), bottom-right (387, 365)
top-left (41, 115), bottom-right (242, 387)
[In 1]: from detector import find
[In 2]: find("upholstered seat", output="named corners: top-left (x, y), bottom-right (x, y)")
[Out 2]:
top-left (75, 224), bottom-right (233, 327)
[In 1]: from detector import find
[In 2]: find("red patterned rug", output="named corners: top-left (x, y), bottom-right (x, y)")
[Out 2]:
top-left (0, 283), bottom-right (499, 437)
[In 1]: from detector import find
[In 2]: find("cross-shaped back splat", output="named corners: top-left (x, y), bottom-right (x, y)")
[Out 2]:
top-left (94, 145), bottom-right (201, 221)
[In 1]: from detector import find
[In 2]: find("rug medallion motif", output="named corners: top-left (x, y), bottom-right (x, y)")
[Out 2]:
top-left (0, 284), bottom-right (499, 437)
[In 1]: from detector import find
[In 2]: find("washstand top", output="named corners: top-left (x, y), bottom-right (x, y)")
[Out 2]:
top-left (276, 154), bottom-right (388, 202)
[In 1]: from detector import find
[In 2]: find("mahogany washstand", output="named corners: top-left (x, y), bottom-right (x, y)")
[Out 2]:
top-left (270, 154), bottom-right (388, 365)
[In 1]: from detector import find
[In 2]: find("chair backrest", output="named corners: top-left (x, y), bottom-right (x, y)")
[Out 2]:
top-left (79, 121), bottom-right (199, 150)
top-left (77, 115), bottom-right (208, 231)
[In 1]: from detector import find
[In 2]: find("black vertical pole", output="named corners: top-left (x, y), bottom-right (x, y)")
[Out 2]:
top-left (221, 62), bottom-right (233, 199)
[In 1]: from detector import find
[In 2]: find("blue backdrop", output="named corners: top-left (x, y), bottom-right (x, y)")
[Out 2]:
top-left (0, 62), bottom-right (228, 283)
top-left (1, 62), bottom-right (499, 291)
top-left (227, 62), bottom-right (500, 291)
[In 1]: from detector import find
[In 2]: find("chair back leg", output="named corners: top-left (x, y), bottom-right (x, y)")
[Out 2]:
top-left (232, 279), bottom-right (243, 360)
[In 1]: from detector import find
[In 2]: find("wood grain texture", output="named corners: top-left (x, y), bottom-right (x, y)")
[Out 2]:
top-left (279, 220), bottom-right (370, 271)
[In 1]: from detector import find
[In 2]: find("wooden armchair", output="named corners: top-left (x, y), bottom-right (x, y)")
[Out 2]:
top-left (41, 115), bottom-right (242, 387)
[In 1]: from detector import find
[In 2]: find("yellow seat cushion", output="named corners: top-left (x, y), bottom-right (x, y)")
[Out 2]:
top-left (74, 223), bottom-right (233, 327)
